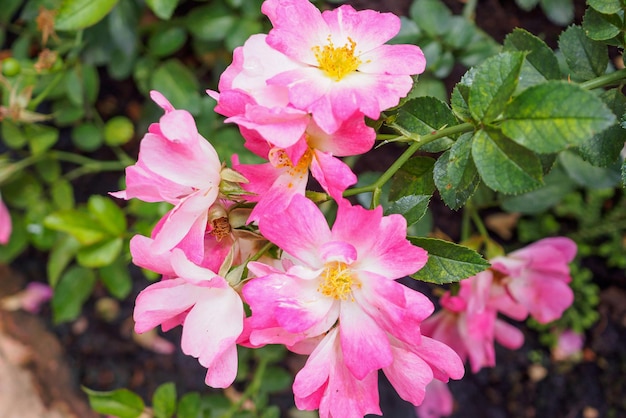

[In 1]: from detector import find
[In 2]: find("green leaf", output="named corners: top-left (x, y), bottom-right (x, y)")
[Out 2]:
top-left (468, 52), bottom-right (525, 123)
top-left (260, 366), bottom-right (292, 393)
top-left (52, 265), bottom-right (96, 324)
top-left (43, 210), bottom-right (108, 245)
top-left (151, 59), bottom-right (201, 115)
top-left (83, 387), bottom-right (145, 418)
top-left (582, 8), bottom-right (622, 41)
top-left (622, 158), bottom-right (626, 186)
top-left (540, 0), bottom-right (574, 25)
top-left (588, 0), bottom-right (623, 14)
top-left (177, 393), bottom-right (201, 418)
top-left (186, 4), bottom-right (236, 41)
top-left (99, 257), bottom-right (132, 299)
top-left (77, 237), bottom-right (123, 268)
top-left (450, 70), bottom-right (475, 122)
top-left (225, 18), bottom-right (263, 52)
top-left (153, 382), bottom-right (177, 418)
top-left (47, 235), bottom-right (81, 288)
top-left (71, 123), bottom-right (103, 151)
top-left (35, 159), bottom-right (61, 183)
top-left (408, 237), bottom-right (490, 284)
top-left (148, 26), bottom-right (187, 57)
top-left (516, 0), bottom-right (539, 11)
top-left (472, 128), bottom-right (543, 194)
top-left (146, 0), bottom-right (179, 20)
top-left (385, 195), bottom-right (431, 226)
top-left (503, 28), bottom-right (560, 90)
top-left (389, 157), bottom-right (435, 201)
top-left (55, 0), bottom-right (120, 31)
top-left (409, 0), bottom-right (452, 36)
top-left (393, 96), bottom-right (459, 152)
top-left (0, 0), bottom-right (21, 24)
top-left (500, 81), bottom-right (616, 153)
top-left (25, 124), bottom-right (59, 155)
top-left (88, 195), bottom-right (127, 236)
top-left (500, 165), bottom-right (576, 214)
top-left (559, 150), bottom-right (622, 189)
top-left (1, 120), bottom-right (27, 149)
top-left (578, 88), bottom-right (626, 166)
top-left (559, 25), bottom-right (608, 80)
top-left (433, 132), bottom-right (480, 209)
top-left (0, 214), bottom-right (28, 263)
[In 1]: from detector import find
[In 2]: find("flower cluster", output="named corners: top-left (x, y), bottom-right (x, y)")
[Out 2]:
top-left (417, 237), bottom-right (577, 418)
top-left (114, 0), bottom-right (468, 416)
top-left (113, 0), bottom-right (579, 417)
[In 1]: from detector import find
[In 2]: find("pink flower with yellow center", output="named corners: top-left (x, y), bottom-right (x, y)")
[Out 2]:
top-left (242, 195), bottom-right (464, 415)
top-left (261, 0), bottom-right (426, 133)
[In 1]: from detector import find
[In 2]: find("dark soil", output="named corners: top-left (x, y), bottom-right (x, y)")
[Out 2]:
top-left (7, 1), bottom-right (626, 418)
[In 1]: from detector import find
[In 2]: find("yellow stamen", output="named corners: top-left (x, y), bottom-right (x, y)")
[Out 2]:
top-left (318, 261), bottom-right (360, 300)
top-left (312, 36), bottom-right (361, 81)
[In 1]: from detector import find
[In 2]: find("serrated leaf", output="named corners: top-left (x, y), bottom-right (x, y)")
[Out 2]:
top-left (389, 157), bottom-right (435, 201)
top-left (153, 382), bottom-right (177, 418)
top-left (408, 237), bottom-right (490, 284)
top-left (578, 89), bottom-right (626, 166)
top-left (44, 210), bottom-right (109, 245)
top-left (588, 0), bottom-right (623, 14)
top-left (433, 132), bottom-right (480, 209)
top-left (47, 235), bottom-right (81, 288)
top-left (99, 257), bottom-right (132, 299)
top-left (468, 52), bottom-right (525, 123)
top-left (77, 237), bottom-right (123, 268)
top-left (583, 8), bottom-right (622, 41)
top-left (472, 128), bottom-right (543, 194)
top-left (559, 25), bottom-right (608, 80)
top-left (52, 265), bottom-right (96, 324)
top-left (146, 0), bottom-right (179, 20)
top-left (55, 0), bottom-right (120, 31)
top-left (559, 150), bottom-right (622, 189)
top-left (87, 195), bottom-right (127, 236)
top-left (451, 81), bottom-right (472, 122)
top-left (500, 165), bottom-right (576, 214)
top-left (503, 28), bottom-right (560, 90)
top-left (385, 194), bottom-right (431, 226)
top-left (500, 81), bottom-right (616, 153)
top-left (393, 97), bottom-right (459, 152)
top-left (83, 387), bottom-right (145, 418)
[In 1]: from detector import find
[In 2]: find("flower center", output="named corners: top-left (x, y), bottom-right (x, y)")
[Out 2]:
top-left (318, 261), bottom-right (359, 300)
top-left (269, 147), bottom-right (314, 188)
top-left (312, 36), bottom-right (361, 82)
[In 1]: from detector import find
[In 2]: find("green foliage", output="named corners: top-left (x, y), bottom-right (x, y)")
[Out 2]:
top-left (83, 387), bottom-right (145, 418)
top-left (408, 237), bottom-right (490, 284)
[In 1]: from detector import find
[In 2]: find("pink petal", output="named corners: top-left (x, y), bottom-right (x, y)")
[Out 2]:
top-left (0, 197), bottom-right (12, 245)
top-left (129, 235), bottom-right (175, 277)
top-left (257, 194), bottom-right (331, 267)
top-left (383, 343), bottom-right (433, 406)
top-left (339, 301), bottom-right (393, 379)
top-left (133, 278), bottom-right (197, 333)
top-left (322, 5), bottom-right (400, 52)
top-left (359, 44), bottom-right (426, 75)
top-left (494, 318), bottom-right (525, 349)
top-left (416, 380), bottom-right (454, 418)
top-left (412, 336), bottom-right (465, 381)
top-left (310, 151), bottom-right (357, 201)
top-left (306, 114), bottom-right (375, 156)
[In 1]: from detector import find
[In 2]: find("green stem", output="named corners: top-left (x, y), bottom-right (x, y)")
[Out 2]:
top-left (470, 207), bottom-right (489, 241)
top-left (580, 68), bottom-right (626, 90)
top-left (460, 207), bottom-right (471, 242)
top-left (462, 0), bottom-right (478, 19)
top-left (222, 356), bottom-right (270, 418)
top-left (64, 161), bottom-right (128, 181)
top-left (28, 71), bottom-right (64, 110)
top-left (344, 122), bottom-right (474, 197)
top-left (248, 241), bottom-right (274, 263)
